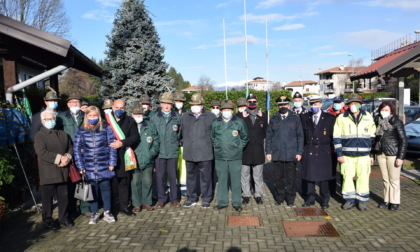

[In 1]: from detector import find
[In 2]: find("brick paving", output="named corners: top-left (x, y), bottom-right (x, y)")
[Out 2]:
top-left (1, 165), bottom-right (420, 252)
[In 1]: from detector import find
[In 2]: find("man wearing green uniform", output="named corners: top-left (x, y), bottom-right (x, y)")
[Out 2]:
top-left (211, 100), bottom-right (249, 212)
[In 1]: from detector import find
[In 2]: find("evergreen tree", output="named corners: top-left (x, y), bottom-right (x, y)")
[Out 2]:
top-left (168, 66), bottom-right (190, 91)
top-left (101, 0), bottom-right (172, 110)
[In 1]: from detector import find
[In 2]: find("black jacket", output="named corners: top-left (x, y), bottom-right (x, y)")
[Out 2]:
top-left (266, 110), bottom-right (304, 162)
top-left (181, 109), bottom-right (216, 162)
top-left (373, 115), bottom-right (407, 159)
top-left (237, 110), bottom-right (267, 165)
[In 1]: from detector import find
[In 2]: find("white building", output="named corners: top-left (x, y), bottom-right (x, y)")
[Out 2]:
top-left (245, 77), bottom-right (278, 91)
top-left (284, 80), bottom-right (319, 97)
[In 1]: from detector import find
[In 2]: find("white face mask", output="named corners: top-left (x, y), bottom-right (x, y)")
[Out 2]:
top-left (142, 105), bottom-right (149, 111)
top-left (70, 106), bottom-right (80, 114)
top-left (350, 104), bottom-right (360, 113)
top-left (238, 107), bottom-right (246, 113)
top-left (175, 103), bottom-right (183, 110)
top-left (191, 105), bottom-right (202, 114)
top-left (211, 109), bottom-right (220, 116)
top-left (134, 117), bottom-right (143, 124)
top-left (222, 111), bottom-right (232, 119)
top-left (380, 111), bottom-right (391, 118)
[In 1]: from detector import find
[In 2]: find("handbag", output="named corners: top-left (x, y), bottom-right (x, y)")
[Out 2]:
top-left (74, 174), bottom-right (94, 201)
top-left (69, 162), bottom-right (81, 183)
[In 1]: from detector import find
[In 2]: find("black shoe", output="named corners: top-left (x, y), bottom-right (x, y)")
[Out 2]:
top-left (274, 201), bottom-right (281, 206)
top-left (302, 201), bottom-right (315, 207)
top-left (389, 204), bottom-right (399, 211)
top-left (255, 197), bottom-right (263, 205)
top-left (242, 197), bottom-right (250, 204)
top-left (321, 204), bottom-right (329, 209)
top-left (213, 205), bottom-right (228, 210)
top-left (120, 208), bottom-right (136, 216)
top-left (233, 206), bottom-right (243, 212)
top-left (43, 220), bottom-right (59, 230)
top-left (377, 202), bottom-right (389, 209)
top-left (60, 219), bottom-right (75, 227)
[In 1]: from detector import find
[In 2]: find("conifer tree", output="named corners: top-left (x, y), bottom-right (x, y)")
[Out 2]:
top-left (101, 0), bottom-right (172, 110)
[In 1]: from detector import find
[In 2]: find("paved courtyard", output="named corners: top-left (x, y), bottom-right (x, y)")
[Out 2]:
top-left (1, 165), bottom-right (420, 252)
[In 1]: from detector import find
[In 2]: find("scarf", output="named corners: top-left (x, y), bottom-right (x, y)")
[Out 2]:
top-left (376, 115), bottom-right (393, 136)
top-left (105, 111), bottom-right (137, 171)
top-left (246, 108), bottom-right (259, 125)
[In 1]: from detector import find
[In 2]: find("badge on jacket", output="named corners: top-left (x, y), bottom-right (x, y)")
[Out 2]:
top-left (232, 130), bottom-right (239, 136)
top-left (147, 136), bottom-right (153, 143)
top-left (173, 125), bottom-right (178, 131)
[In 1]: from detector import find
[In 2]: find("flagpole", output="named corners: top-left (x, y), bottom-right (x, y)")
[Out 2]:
top-left (265, 19), bottom-right (270, 124)
top-left (223, 18), bottom-right (228, 99)
top-left (244, 0), bottom-right (249, 97)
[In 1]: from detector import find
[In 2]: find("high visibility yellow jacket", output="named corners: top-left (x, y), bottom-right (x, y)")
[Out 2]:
top-left (333, 109), bottom-right (376, 157)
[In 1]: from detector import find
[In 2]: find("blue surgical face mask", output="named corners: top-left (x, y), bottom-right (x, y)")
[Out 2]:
top-left (114, 109), bottom-right (124, 118)
top-left (44, 120), bottom-right (56, 129)
top-left (88, 118), bottom-right (99, 125)
top-left (333, 103), bottom-right (342, 111)
top-left (48, 102), bottom-right (58, 110)
top-left (222, 111), bottom-right (232, 119)
top-left (294, 102), bottom-right (302, 108)
top-left (311, 106), bottom-right (319, 114)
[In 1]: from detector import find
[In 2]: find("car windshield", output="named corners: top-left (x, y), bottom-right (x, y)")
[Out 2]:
top-left (405, 107), bottom-right (420, 124)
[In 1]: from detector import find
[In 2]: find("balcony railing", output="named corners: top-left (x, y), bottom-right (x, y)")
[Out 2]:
top-left (324, 89), bottom-right (334, 94)
top-left (344, 88), bottom-right (353, 93)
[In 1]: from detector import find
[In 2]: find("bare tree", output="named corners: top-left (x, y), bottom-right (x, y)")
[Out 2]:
top-left (59, 68), bottom-right (98, 95)
top-left (197, 75), bottom-right (214, 94)
top-left (0, 0), bottom-right (70, 37)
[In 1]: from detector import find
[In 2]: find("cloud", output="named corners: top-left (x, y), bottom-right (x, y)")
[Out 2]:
top-left (82, 9), bottom-right (114, 23)
top-left (214, 80), bottom-right (247, 89)
top-left (94, 0), bottom-right (121, 7)
top-left (194, 35), bottom-right (264, 50)
top-left (216, 2), bottom-right (228, 8)
top-left (341, 29), bottom-right (404, 49)
top-left (358, 0), bottom-right (420, 10)
top-left (257, 0), bottom-right (288, 9)
top-left (244, 13), bottom-right (297, 23)
top-left (319, 52), bottom-right (350, 56)
top-left (273, 23), bottom-right (305, 31)
top-left (155, 19), bottom-right (203, 27)
top-left (314, 45), bottom-right (333, 51)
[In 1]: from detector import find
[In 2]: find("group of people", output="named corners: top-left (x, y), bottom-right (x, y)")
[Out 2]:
top-left (31, 89), bottom-right (407, 230)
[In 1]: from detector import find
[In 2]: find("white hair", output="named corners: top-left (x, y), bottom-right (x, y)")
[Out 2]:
top-left (40, 110), bottom-right (56, 120)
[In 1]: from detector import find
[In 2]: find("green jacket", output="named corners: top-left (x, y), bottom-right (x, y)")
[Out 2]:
top-left (133, 120), bottom-right (160, 169)
top-left (150, 110), bottom-right (181, 159)
top-left (211, 116), bottom-right (249, 161)
top-left (56, 110), bottom-right (84, 141)
top-left (143, 110), bottom-right (156, 121)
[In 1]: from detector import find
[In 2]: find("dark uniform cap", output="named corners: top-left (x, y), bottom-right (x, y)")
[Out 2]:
top-left (275, 95), bottom-right (291, 105)
top-left (237, 97), bottom-right (247, 107)
top-left (309, 96), bottom-right (322, 105)
top-left (210, 100), bottom-right (221, 107)
top-left (159, 92), bottom-right (174, 104)
top-left (139, 94), bottom-right (151, 105)
top-left (293, 92), bottom-right (303, 99)
top-left (81, 100), bottom-right (89, 106)
top-left (346, 93), bottom-right (363, 104)
top-left (220, 99), bottom-right (235, 110)
top-left (189, 93), bottom-right (204, 105)
top-left (132, 105), bottom-right (144, 115)
top-left (174, 91), bottom-right (186, 102)
top-left (67, 94), bottom-right (82, 102)
top-left (246, 93), bottom-right (258, 101)
top-left (333, 96), bottom-right (344, 103)
top-left (44, 90), bottom-right (58, 101)
top-left (102, 99), bottom-right (113, 109)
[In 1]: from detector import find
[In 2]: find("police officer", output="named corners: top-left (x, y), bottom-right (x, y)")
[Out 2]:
top-left (292, 92), bottom-right (308, 115)
top-left (211, 100), bottom-right (249, 212)
top-left (237, 93), bottom-right (267, 205)
top-left (131, 104), bottom-right (160, 212)
top-left (150, 92), bottom-right (182, 208)
top-left (30, 89), bottom-right (59, 142)
top-left (210, 100), bottom-right (221, 117)
top-left (266, 96), bottom-right (304, 207)
top-left (300, 97), bottom-right (336, 209)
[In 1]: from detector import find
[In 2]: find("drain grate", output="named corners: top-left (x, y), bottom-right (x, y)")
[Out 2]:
top-left (227, 216), bottom-right (260, 226)
top-left (294, 208), bottom-right (329, 216)
top-left (283, 221), bottom-right (339, 237)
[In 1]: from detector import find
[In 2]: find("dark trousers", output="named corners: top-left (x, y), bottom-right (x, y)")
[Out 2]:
top-left (272, 161), bottom-right (296, 204)
top-left (303, 180), bottom-right (330, 205)
top-left (40, 183), bottom-right (68, 223)
top-left (112, 176), bottom-right (131, 211)
top-left (329, 153), bottom-right (338, 196)
top-left (156, 158), bottom-right (178, 202)
top-left (186, 160), bottom-right (213, 203)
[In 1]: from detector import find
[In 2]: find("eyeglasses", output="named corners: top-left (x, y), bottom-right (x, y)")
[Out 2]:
top-left (43, 118), bottom-right (55, 121)
top-left (211, 106), bottom-right (220, 109)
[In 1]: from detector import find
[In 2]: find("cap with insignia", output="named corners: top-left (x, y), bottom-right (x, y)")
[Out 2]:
top-left (237, 97), bottom-right (247, 107)
top-left (159, 92), bottom-right (174, 104)
top-left (139, 94), bottom-right (151, 105)
top-left (189, 93), bottom-right (204, 105)
top-left (275, 95), bottom-right (290, 105)
top-left (346, 93), bottom-right (362, 104)
top-left (309, 96), bottom-right (322, 105)
top-left (44, 90), bottom-right (58, 101)
top-left (246, 93), bottom-right (258, 101)
top-left (293, 92), bottom-right (303, 99)
top-left (210, 100), bottom-right (221, 107)
top-left (174, 91), bottom-right (186, 102)
top-left (220, 99), bottom-right (235, 110)
top-left (102, 99), bottom-right (113, 109)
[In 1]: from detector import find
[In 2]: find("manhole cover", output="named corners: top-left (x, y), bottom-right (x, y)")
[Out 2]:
top-left (227, 216), bottom-right (260, 226)
top-left (283, 221), bottom-right (339, 237)
top-left (294, 208), bottom-right (329, 216)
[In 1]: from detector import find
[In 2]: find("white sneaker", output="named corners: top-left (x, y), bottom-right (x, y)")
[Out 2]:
top-left (103, 210), bottom-right (115, 223)
top-left (89, 213), bottom-right (100, 224)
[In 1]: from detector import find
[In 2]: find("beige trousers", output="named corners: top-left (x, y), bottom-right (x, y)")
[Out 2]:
top-left (376, 153), bottom-right (401, 204)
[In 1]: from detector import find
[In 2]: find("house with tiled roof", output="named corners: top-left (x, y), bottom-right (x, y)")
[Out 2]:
top-left (284, 80), bottom-right (319, 97)
top-left (314, 66), bottom-right (366, 97)
top-left (245, 77), bottom-right (278, 91)
top-left (182, 86), bottom-right (202, 93)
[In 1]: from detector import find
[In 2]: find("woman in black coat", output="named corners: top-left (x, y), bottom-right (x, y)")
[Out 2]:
top-left (373, 102), bottom-right (407, 211)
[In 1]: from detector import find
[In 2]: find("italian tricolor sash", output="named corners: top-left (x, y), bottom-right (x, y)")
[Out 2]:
top-left (105, 111), bottom-right (137, 171)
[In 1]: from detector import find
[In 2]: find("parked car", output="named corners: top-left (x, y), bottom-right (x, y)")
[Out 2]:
top-left (404, 119), bottom-right (420, 155)
top-left (404, 106), bottom-right (420, 125)
top-left (321, 99), bottom-right (334, 112)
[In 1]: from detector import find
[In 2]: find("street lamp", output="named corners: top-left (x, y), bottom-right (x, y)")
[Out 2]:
top-left (348, 53), bottom-right (355, 92)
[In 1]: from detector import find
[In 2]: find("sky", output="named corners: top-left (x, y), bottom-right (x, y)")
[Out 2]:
top-left (64, 0), bottom-right (420, 89)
